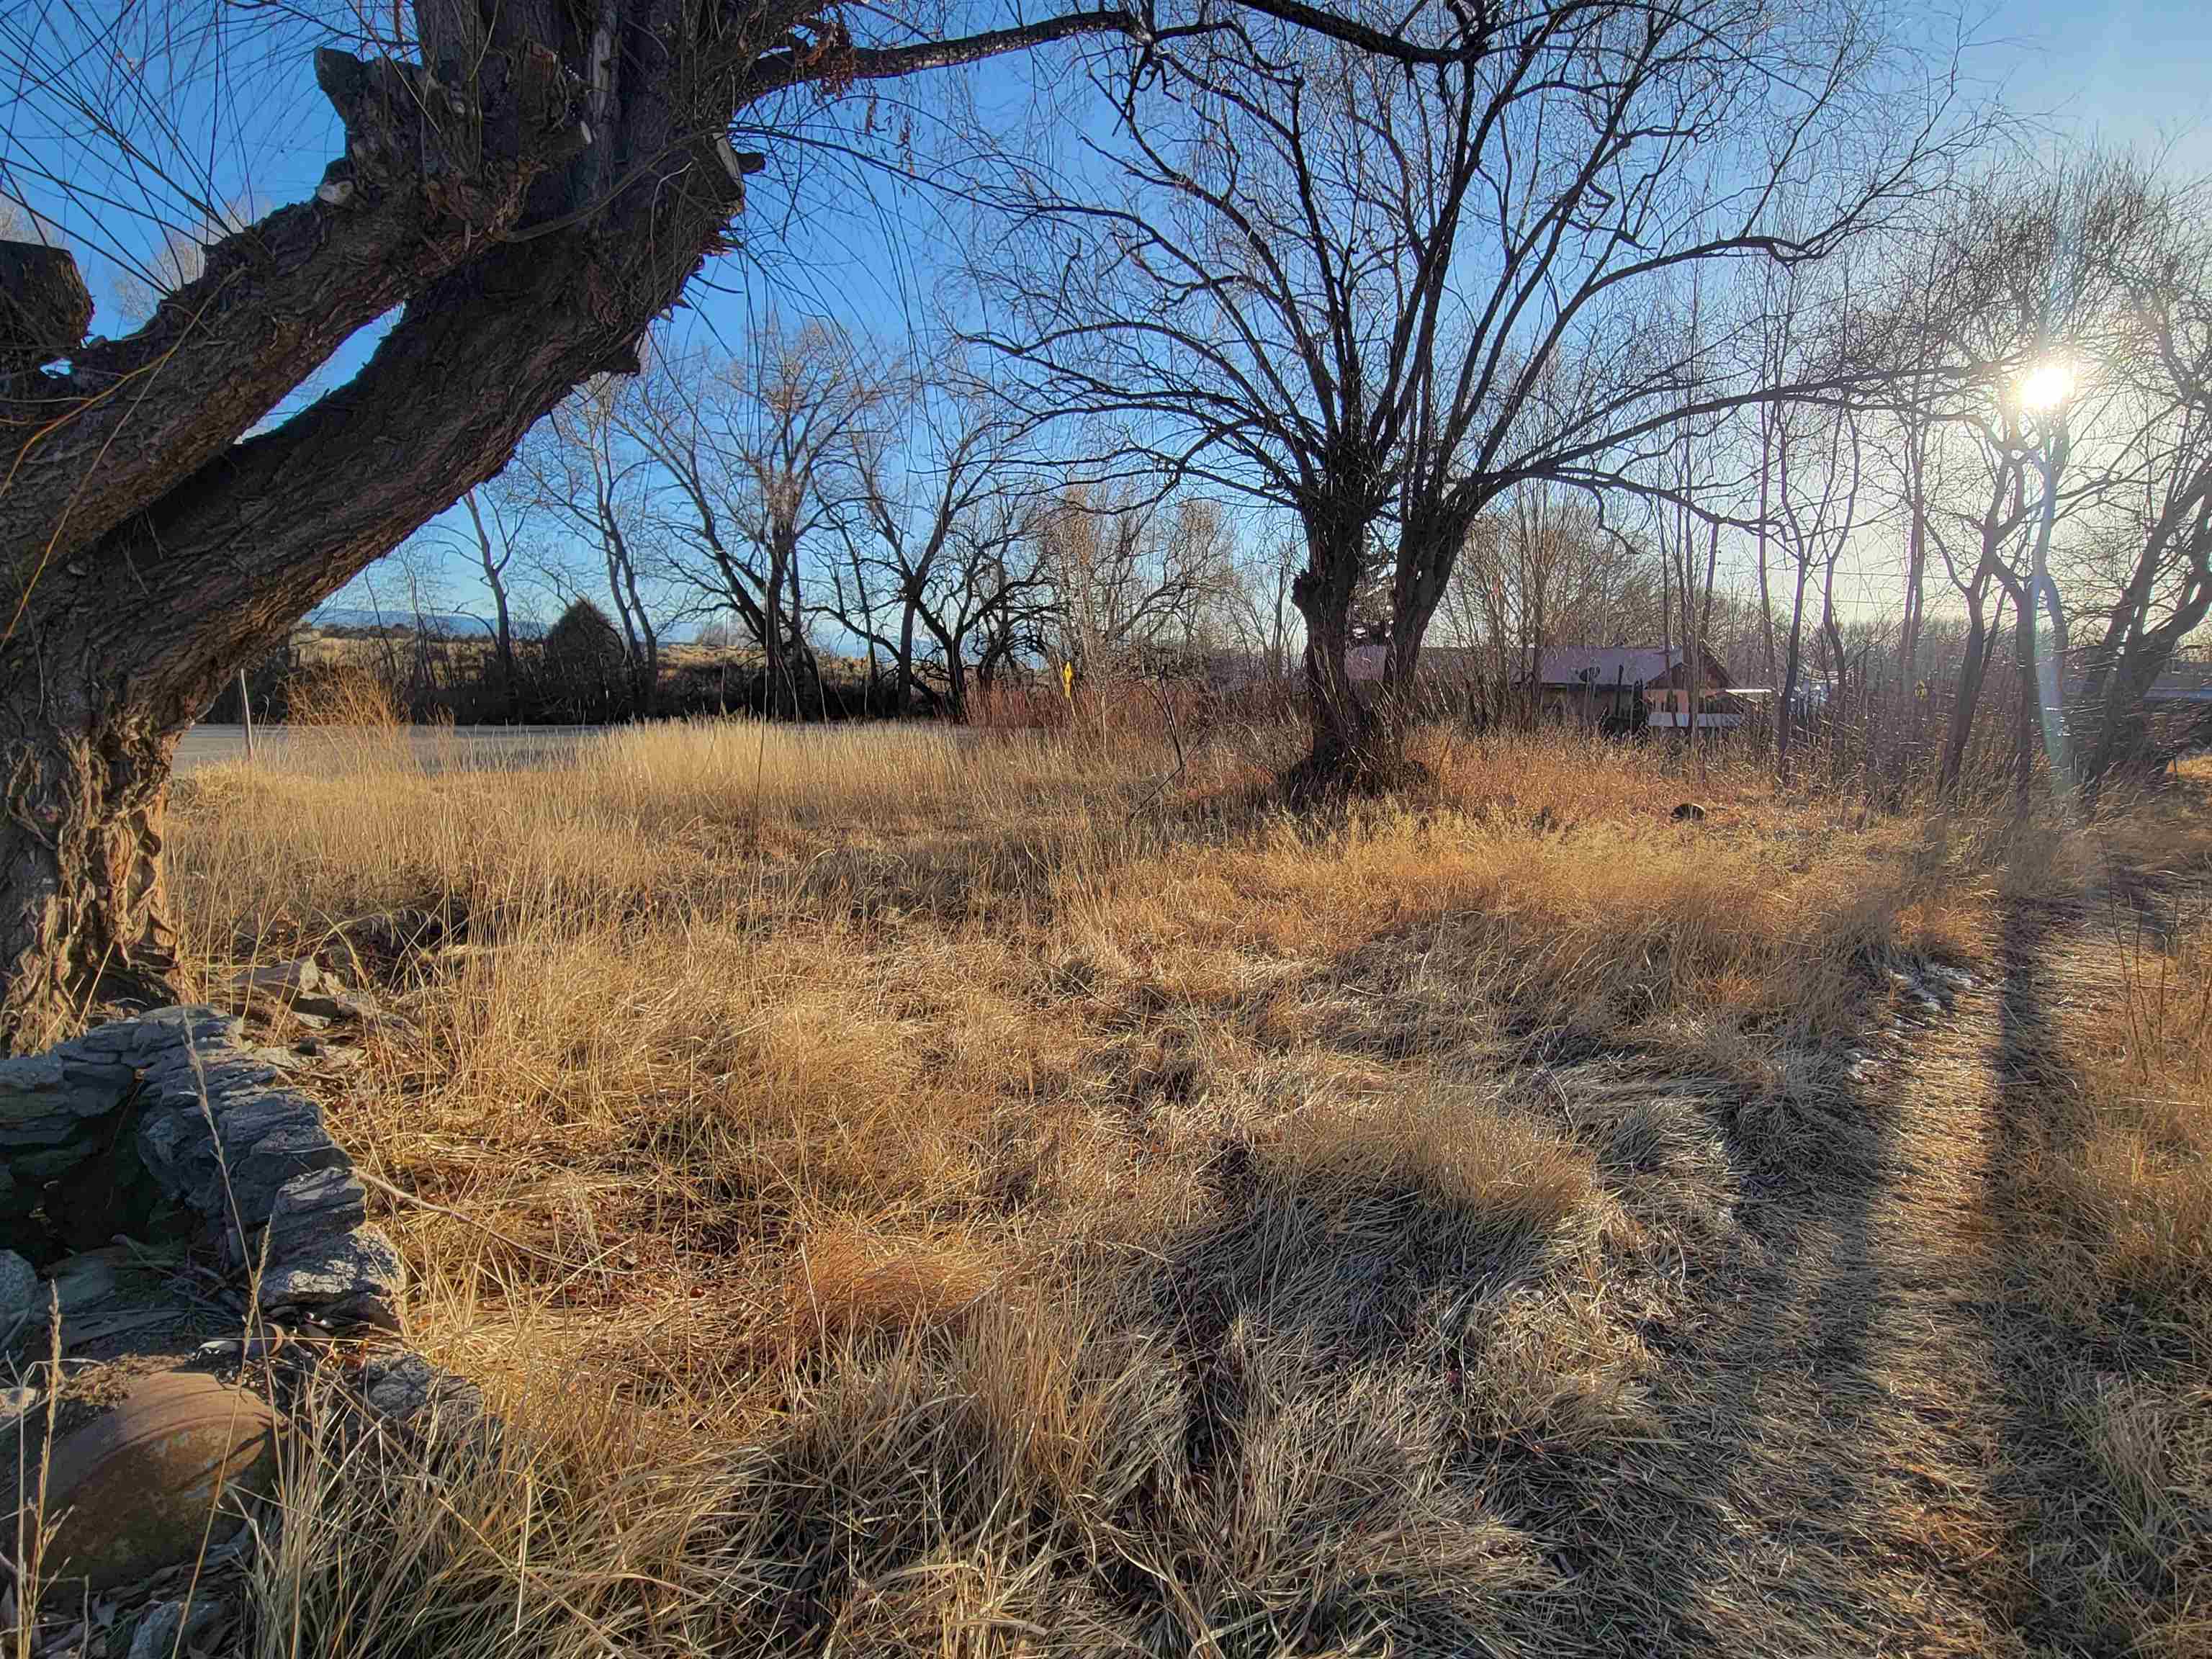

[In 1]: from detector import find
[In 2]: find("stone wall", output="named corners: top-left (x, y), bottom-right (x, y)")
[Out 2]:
top-left (0, 1007), bottom-right (399, 1325)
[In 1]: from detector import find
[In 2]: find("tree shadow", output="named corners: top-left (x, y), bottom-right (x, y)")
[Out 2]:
top-left (1977, 879), bottom-right (2192, 1655)
top-left (1491, 1055), bottom-right (1956, 1655)
top-left (1426, 950), bottom-right (2038, 1655)
top-left (1122, 981), bottom-right (1997, 1658)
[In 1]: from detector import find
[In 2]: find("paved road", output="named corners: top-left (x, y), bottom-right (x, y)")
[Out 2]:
top-left (178, 724), bottom-right (598, 773)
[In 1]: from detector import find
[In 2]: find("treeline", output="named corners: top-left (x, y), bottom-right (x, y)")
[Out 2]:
top-left (326, 12), bottom-right (2211, 805)
top-left (202, 607), bottom-right (895, 727)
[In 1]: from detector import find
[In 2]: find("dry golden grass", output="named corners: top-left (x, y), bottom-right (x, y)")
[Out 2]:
top-left (153, 721), bottom-right (2212, 1658)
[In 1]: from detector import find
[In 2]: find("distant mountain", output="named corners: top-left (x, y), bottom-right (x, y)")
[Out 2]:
top-left (307, 606), bottom-right (544, 639)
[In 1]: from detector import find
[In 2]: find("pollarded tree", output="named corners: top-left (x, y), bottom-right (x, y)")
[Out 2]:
top-left (0, 0), bottom-right (1477, 1049)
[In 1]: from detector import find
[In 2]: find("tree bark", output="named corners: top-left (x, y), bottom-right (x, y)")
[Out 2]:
top-left (1295, 596), bottom-right (1372, 783)
top-left (1288, 511), bottom-right (1385, 793)
top-left (1776, 544), bottom-right (1812, 784)
top-left (2078, 512), bottom-right (2211, 792)
top-left (0, 242), bottom-right (94, 376)
top-left (3, 187), bottom-right (737, 1046)
top-left (1378, 500), bottom-right (1469, 748)
top-left (2011, 573), bottom-right (2038, 804)
top-left (1897, 413), bottom-right (1929, 693)
top-left (1939, 588), bottom-right (1992, 796)
top-left (896, 592), bottom-right (920, 716)
top-left (0, 680), bottom-right (177, 1051)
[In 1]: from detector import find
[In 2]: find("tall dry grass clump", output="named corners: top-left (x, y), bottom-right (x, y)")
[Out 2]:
top-left (260, 662), bottom-right (433, 778)
top-left (156, 720), bottom-right (2212, 1658)
top-left (282, 662), bottom-right (409, 730)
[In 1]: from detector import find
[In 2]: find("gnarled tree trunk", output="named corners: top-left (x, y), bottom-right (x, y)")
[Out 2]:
top-left (0, 0), bottom-right (758, 1050)
top-left (3, 238), bottom-right (700, 1048)
top-left (0, 678), bottom-right (179, 1052)
top-left (1375, 502), bottom-right (1474, 765)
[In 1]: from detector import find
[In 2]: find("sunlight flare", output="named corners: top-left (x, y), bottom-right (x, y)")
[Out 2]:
top-left (2018, 358), bottom-right (2077, 413)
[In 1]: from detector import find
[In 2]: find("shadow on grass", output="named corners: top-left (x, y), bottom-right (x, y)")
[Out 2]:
top-left (1979, 881), bottom-right (2200, 1656)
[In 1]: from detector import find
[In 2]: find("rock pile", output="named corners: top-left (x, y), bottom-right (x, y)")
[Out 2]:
top-left (0, 972), bottom-right (498, 1649)
top-left (0, 1002), bottom-right (399, 1325)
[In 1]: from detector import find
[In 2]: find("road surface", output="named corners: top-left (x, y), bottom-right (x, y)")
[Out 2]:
top-left (177, 724), bottom-right (598, 773)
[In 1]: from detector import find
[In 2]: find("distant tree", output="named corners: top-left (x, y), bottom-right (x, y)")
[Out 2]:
top-left (694, 619), bottom-right (745, 653)
top-left (835, 354), bottom-right (1024, 716)
top-left (2069, 174), bottom-right (2212, 791)
top-left (632, 325), bottom-right (887, 716)
top-left (541, 600), bottom-right (629, 722)
top-left (458, 487), bottom-right (529, 721)
top-left (535, 381), bottom-right (671, 717)
top-left (1773, 397), bottom-right (1868, 781)
top-left (1210, 537), bottom-right (1303, 687)
top-left (930, 495), bottom-right (1059, 719)
top-left (1900, 156), bottom-right (2162, 793)
top-left (1441, 486), bottom-right (1664, 727)
top-left (1038, 488), bottom-right (1236, 680)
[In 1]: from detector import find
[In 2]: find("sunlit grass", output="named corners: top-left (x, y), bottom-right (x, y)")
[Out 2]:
top-left (147, 716), bottom-right (2212, 1658)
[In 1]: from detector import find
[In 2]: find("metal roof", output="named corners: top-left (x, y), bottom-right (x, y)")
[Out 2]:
top-left (1533, 647), bottom-right (1678, 687)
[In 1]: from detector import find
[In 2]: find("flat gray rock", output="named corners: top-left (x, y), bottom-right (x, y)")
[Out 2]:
top-left (361, 1349), bottom-right (485, 1429)
top-left (8, 1007), bottom-right (397, 1331)
top-left (258, 1223), bottom-right (403, 1311)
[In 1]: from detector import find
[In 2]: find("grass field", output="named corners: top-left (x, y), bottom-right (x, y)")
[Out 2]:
top-left (163, 722), bottom-right (2212, 1658)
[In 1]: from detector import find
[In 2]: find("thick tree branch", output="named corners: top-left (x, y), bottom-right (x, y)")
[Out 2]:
top-left (1, 40), bottom-right (593, 583)
top-left (742, 0), bottom-right (1488, 102)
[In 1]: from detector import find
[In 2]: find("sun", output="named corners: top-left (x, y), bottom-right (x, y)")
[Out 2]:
top-left (2018, 359), bottom-right (2076, 413)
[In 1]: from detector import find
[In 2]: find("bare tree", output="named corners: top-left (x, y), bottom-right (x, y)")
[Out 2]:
top-left (526, 380), bottom-right (668, 717)
top-left (458, 487), bottom-right (528, 721)
top-left (1876, 247), bottom-right (1954, 699)
top-left (981, 0), bottom-right (1971, 788)
top-left (1903, 156), bottom-right (2161, 793)
top-left (1771, 395), bottom-right (1867, 781)
top-left (1039, 487), bottom-right (1236, 680)
top-left (1211, 536), bottom-right (1302, 687)
top-left (833, 356), bottom-right (1022, 715)
top-left (1460, 485), bottom-right (1626, 725)
top-left (926, 495), bottom-right (1058, 719)
top-left (2071, 175), bottom-right (2212, 791)
top-left (0, 0), bottom-right (1476, 1048)
top-left (390, 542), bottom-right (454, 714)
top-left (635, 324), bottom-right (885, 716)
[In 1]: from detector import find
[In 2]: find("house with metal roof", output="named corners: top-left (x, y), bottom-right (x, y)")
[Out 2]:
top-left (1522, 644), bottom-right (1736, 729)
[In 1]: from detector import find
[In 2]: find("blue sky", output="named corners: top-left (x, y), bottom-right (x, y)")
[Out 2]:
top-left (2002, 0), bottom-right (2211, 174)
top-left (6, 0), bottom-right (2208, 638)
